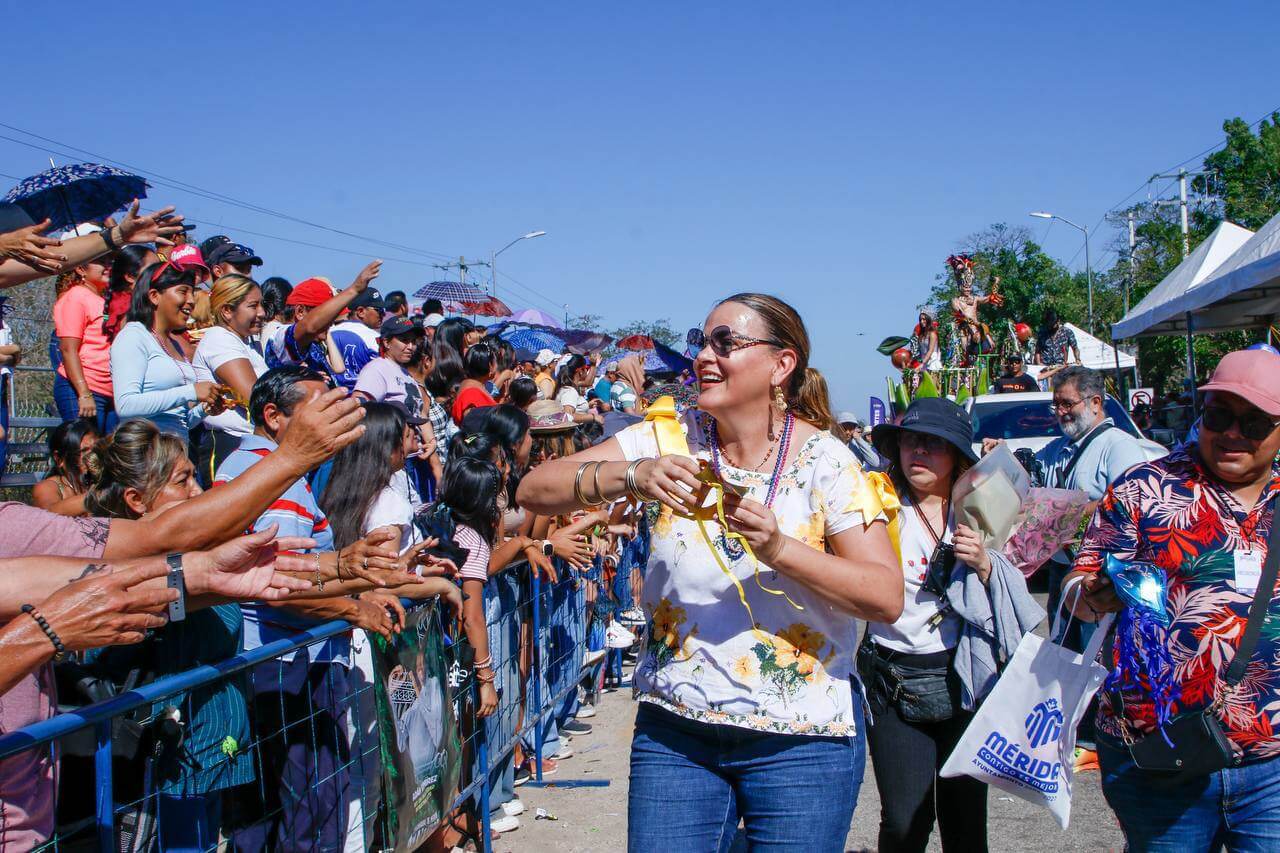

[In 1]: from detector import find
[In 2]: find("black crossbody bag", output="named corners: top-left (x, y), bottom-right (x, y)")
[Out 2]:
top-left (1114, 495), bottom-right (1280, 782)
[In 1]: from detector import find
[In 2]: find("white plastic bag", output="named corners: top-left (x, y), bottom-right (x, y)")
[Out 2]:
top-left (940, 587), bottom-right (1112, 828)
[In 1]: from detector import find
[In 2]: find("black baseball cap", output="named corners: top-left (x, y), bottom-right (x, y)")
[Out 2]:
top-left (207, 242), bottom-right (263, 267)
top-left (350, 288), bottom-right (386, 311)
top-left (380, 398), bottom-right (429, 426)
top-left (380, 315), bottom-right (418, 338)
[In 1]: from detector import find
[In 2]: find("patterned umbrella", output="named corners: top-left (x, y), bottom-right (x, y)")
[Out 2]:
top-left (3, 163), bottom-right (148, 233)
top-left (509, 307), bottom-right (563, 328)
top-left (494, 324), bottom-right (567, 352)
top-left (616, 334), bottom-right (655, 351)
top-left (456, 295), bottom-right (513, 318)
top-left (412, 280), bottom-right (490, 303)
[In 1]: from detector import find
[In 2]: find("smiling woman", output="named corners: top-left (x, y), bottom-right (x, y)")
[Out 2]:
top-left (109, 262), bottom-right (225, 442)
top-left (517, 291), bottom-right (902, 851)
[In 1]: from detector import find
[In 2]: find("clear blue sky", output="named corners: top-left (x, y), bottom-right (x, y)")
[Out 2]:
top-left (6, 2), bottom-right (1278, 413)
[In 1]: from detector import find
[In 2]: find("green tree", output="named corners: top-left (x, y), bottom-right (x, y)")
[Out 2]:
top-left (1197, 113), bottom-right (1280, 229)
top-left (608, 318), bottom-right (681, 348)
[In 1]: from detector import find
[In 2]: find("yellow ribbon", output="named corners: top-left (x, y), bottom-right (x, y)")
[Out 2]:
top-left (645, 399), bottom-right (804, 645)
top-left (861, 471), bottom-right (903, 563)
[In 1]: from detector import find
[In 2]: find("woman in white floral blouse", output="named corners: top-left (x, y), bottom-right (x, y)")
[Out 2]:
top-left (519, 293), bottom-right (901, 851)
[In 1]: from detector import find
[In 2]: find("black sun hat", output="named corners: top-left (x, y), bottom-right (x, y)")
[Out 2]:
top-left (871, 396), bottom-right (978, 464)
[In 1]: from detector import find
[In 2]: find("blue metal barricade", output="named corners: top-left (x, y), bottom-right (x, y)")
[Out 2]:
top-left (0, 553), bottom-right (616, 853)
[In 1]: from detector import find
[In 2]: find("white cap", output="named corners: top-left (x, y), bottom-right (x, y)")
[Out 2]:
top-left (57, 222), bottom-right (101, 240)
top-left (535, 348), bottom-right (558, 367)
top-left (422, 313), bottom-right (445, 328)
top-left (835, 411), bottom-right (861, 427)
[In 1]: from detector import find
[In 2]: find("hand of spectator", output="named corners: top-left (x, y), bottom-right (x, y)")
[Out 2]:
top-left (77, 392), bottom-right (97, 419)
top-left (953, 523), bottom-right (991, 582)
top-left (36, 561), bottom-right (175, 651)
top-left (439, 582), bottom-right (464, 619)
top-left (340, 526), bottom-right (411, 586)
top-left (523, 546), bottom-right (558, 584)
top-left (399, 538), bottom-right (459, 579)
top-left (980, 437), bottom-right (1004, 456)
top-left (358, 590), bottom-right (406, 638)
top-left (477, 681), bottom-right (498, 718)
top-left (549, 528), bottom-right (593, 569)
top-left (116, 201), bottom-right (186, 245)
top-left (184, 526), bottom-right (317, 601)
top-left (0, 219), bottom-right (64, 273)
top-left (723, 494), bottom-right (785, 564)
top-left (635, 455), bottom-right (704, 515)
top-left (351, 260), bottom-right (382, 292)
top-left (0, 344), bottom-right (23, 369)
top-left (417, 424), bottom-right (438, 460)
top-left (351, 592), bottom-right (398, 641)
top-left (277, 386), bottom-right (367, 469)
top-left (1081, 572), bottom-right (1123, 616)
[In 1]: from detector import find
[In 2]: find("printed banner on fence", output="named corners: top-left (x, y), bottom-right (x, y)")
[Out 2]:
top-left (372, 602), bottom-right (462, 852)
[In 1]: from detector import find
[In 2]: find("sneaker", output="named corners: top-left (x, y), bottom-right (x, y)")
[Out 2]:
top-left (575, 704), bottom-right (597, 719)
top-left (619, 606), bottom-right (646, 626)
top-left (562, 719), bottom-right (593, 736)
top-left (553, 744), bottom-right (574, 760)
top-left (606, 622), bottom-right (637, 649)
top-left (502, 799), bottom-right (525, 817)
top-left (490, 814), bottom-right (520, 834)
top-left (583, 647), bottom-right (607, 666)
top-left (1072, 747), bottom-right (1099, 772)
top-left (527, 757), bottom-right (558, 778)
top-left (514, 765), bottom-right (531, 786)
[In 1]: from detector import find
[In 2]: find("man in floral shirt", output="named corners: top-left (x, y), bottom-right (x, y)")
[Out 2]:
top-left (1068, 348), bottom-right (1280, 850)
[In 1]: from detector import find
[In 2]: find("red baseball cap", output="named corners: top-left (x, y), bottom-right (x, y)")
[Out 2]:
top-left (1199, 349), bottom-right (1280, 416)
top-left (286, 277), bottom-right (335, 308)
top-left (167, 243), bottom-right (208, 272)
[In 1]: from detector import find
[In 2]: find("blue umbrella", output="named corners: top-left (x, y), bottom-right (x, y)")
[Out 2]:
top-left (3, 163), bottom-right (148, 233)
top-left (412, 280), bottom-right (490, 303)
top-left (498, 325), bottom-right (569, 353)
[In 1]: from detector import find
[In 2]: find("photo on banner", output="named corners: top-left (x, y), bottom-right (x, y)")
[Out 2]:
top-left (371, 602), bottom-right (462, 852)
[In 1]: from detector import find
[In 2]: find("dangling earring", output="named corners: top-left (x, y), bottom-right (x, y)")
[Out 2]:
top-left (768, 385), bottom-right (787, 441)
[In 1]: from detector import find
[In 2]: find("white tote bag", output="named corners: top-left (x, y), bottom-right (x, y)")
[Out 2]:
top-left (940, 584), bottom-right (1114, 829)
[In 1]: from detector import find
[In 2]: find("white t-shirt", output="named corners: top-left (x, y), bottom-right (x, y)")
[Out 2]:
top-left (866, 493), bottom-right (962, 654)
top-left (616, 417), bottom-right (885, 738)
top-left (193, 326), bottom-right (269, 436)
top-left (362, 480), bottom-right (422, 553)
top-left (556, 385), bottom-right (588, 413)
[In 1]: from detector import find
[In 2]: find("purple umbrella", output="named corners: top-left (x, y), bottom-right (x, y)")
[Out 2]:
top-left (509, 307), bottom-right (564, 328)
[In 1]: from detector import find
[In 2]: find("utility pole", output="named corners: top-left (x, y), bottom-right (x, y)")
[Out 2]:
top-left (1127, 211), bottom-right (1136, 315)
top-left (432, 256), bottom-right (489, 285)
top-left (1179, 168), bottom-right (1190, 258)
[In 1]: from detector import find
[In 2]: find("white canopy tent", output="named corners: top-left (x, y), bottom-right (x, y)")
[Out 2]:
top-left (1111, 220), bottom-right (1255, 339)
top-left (1157, 209), bottom-right (1280, 335)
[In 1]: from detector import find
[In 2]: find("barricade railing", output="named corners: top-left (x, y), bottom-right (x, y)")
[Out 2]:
top-left (0, 554), bottom-right (620, 852)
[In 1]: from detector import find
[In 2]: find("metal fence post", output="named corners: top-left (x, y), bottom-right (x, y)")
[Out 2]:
top-left (474, 676), bottom-right (492, 853)
top-left (94, 718), bottom-right (114, 850)
top-left (531, 571), bottom-right (543, 783)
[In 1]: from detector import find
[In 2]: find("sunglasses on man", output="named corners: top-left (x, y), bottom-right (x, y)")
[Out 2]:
top-left (687, 325), bottom-right (783, 358)
top-left (1201, 404), bottom-right (1280, 442)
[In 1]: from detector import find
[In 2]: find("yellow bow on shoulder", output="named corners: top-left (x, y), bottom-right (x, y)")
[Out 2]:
top-left (861, 471), bottom-right (903, 563)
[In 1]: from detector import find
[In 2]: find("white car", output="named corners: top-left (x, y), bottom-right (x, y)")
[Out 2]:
top-left (963, 391), bottom-right (1167, 462)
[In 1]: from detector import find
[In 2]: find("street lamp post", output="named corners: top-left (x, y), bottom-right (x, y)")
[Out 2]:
top-left (490, 230), bottom-right (546, 301)
top-left (1031, 211), bottom-right (1093, 334)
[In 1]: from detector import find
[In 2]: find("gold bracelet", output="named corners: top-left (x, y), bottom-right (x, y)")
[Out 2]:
top-left (573, 463), bottom-right (592, 506)
top-left (625, 460), bottom-right (649, 502)
top-left (590, 461), bottom-right (606, 505)
top-left (312, 553), bottom-right (325, 591)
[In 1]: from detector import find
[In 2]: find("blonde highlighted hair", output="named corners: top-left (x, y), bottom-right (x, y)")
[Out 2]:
top-left (209, 273), bottom-right (260, 327)
top-left (716, 292), bottom-right (834, 430)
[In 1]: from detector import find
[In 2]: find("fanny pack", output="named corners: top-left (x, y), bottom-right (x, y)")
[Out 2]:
top-left (857, 640), bottom-right (957, 724)
top-left (1112, 495), bottom-right (1280, 783)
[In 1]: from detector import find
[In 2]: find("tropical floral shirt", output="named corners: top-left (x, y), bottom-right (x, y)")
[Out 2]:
top-left (1074, 444), bottom-right (1280, 760)
top-left (615, 418), bottom-right (885, 737)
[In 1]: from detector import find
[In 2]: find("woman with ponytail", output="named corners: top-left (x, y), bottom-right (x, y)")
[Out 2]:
top-left (517, 292), bottom-right (902, 850)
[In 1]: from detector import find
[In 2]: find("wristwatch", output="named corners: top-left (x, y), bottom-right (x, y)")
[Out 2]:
top-left (539, 540), bottom-right (555, 558)
top-left (165, 553), bottom-right (187, 622)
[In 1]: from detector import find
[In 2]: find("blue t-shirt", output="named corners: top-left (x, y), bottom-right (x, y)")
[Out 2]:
top-left (265, 323), bottom-right (333, 380)
top-left (329, 320), bottom-right (380, 390)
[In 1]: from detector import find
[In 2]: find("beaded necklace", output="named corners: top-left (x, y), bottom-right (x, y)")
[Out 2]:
top-left (708, 411), bottom-right (794, 558)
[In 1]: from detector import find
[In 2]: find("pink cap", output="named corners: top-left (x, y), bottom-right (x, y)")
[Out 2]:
top-left (1199, 349), bottom-right (1280, 416)
top-left (168, 244), bottom-right (208, 271)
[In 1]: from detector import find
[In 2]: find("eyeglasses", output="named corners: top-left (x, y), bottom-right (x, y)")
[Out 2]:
top-left (1049, 396), bottom-right (1089, 414)
top-left (1201, 404), bottom-right (1280, 442)
top-left (900, 431), bottom-right (951, 453)
top-left (688, 325), bottom-right (783, 358)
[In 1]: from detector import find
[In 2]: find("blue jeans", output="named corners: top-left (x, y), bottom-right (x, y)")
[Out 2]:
top-left (52, 372), bottom-right (117, 433)
top-left (1099, 738), bottom-right (1280, 851)
top-left (628, 702), bottom-right (864, 852)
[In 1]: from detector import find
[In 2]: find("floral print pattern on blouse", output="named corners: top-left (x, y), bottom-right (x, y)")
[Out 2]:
top-left (1073, 444), bottom-right (1280, 760)
top-left (616, 418), bottom-right (885, 737)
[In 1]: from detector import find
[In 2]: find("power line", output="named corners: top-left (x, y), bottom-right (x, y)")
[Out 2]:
top-left (497, 268), bottom-right (570, 315)
top-left (0, 122), bottom-right (458, 263)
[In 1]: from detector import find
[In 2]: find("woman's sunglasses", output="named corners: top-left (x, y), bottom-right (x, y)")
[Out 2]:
top-left (687, 325), bottom-right (783, 358)
top-left (1201, 404), bottom-right (1280, 442)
